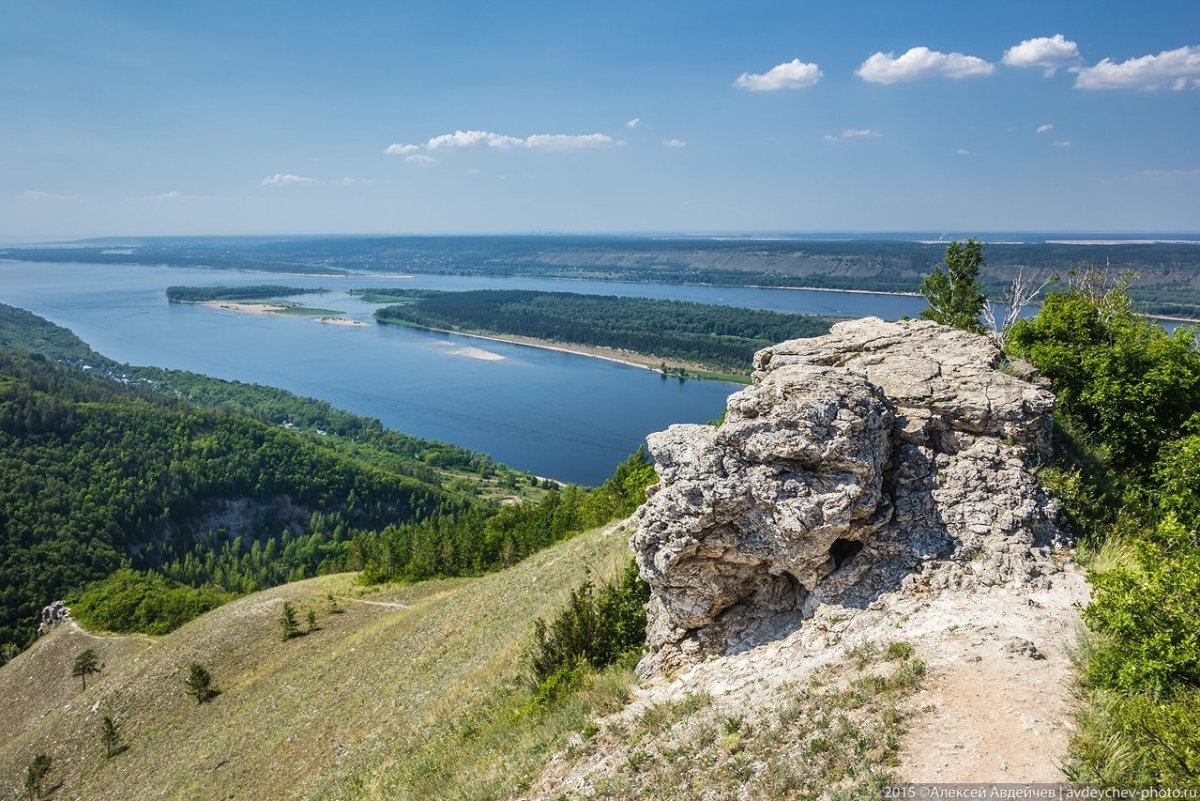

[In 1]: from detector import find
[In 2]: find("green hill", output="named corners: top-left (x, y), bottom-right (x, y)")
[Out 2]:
top-left (0, 521), bottom-right (634, 801)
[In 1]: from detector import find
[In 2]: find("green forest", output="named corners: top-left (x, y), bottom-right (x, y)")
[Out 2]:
top-left (0, 347), bottom-right (464, 650)
top-left (375, 289), bottom-right (833, 373)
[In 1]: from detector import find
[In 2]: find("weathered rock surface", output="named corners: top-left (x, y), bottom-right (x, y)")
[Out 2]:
top-left (632, 317), bottom-right (1066, 675)
top-left (37, 600), bottom-right (70, 636)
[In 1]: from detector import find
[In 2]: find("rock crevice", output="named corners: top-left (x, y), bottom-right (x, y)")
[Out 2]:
top-left (632, 318), bottom-right (1066, 675)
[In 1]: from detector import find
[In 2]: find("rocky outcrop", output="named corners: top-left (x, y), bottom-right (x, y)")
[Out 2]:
top-left (37, 601), bottom-right (70, 636)
top-left (632, 318), bottom-right (1066, 675)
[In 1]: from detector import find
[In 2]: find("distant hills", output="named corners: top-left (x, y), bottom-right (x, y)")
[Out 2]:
top-left (5, 234), bottom-right (1200, 316)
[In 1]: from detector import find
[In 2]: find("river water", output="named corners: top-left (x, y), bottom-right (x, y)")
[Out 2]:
top-left (0, 260), bottom-right (928, 483)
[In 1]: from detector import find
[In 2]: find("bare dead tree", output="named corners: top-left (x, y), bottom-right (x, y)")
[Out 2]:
top-left (984, 267), bottom-right (1051, 346)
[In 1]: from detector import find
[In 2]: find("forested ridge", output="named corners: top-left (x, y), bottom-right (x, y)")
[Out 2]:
top-left (375, 289), bottom-right (833, 373)
top-left (0, 348), bottom-right (467, 650)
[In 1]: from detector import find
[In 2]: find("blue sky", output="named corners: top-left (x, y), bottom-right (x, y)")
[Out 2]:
top-left (2, 0), bottom-right (1198, 238)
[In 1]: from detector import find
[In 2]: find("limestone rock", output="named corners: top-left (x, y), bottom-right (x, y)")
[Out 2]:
top-left (37, 600), bottom-right (71, 636)
top-left (632, 318), bottom-right (1065, 675)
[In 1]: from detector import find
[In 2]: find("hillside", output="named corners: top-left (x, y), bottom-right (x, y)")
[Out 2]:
top-left (0, 521), bottom-right (634, 801)
top-left (0, 348), bottom-right (475, 651)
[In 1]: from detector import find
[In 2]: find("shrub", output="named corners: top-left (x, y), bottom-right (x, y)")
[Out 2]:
top-left (529, 561), bottom-right (650, 693)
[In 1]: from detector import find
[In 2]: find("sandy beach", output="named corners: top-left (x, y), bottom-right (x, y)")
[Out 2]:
top-left (201, 300), bottom-right (290, 315)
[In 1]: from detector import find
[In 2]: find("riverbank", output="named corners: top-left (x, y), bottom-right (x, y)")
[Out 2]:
top-left (378, 319), bottom-right (750, 384)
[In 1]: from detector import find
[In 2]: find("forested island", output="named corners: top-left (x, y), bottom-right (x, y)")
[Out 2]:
top-left (165, 285), bottom-right (328, 303)
top-left (165, 285), bottom-right (341, 316)
top-left (374, 289), bottom-right (834, 378)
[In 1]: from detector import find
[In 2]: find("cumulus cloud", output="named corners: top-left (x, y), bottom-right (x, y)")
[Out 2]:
top-left (1002, 34), bottom-right (1082, 76)
top-left (261, 173), bottom-right (316, 186)
top-left (956, 148), bottom-right (972, 155)
top-left (857, 46), bottom-right (995, 83)
top-left (1036, 123), bottom-right (1054, 133)
top-left (1052, 140), bottom-right (1072, 148)
top-left (1074, 45), bottom-right (1200, 90)
top-left (384, 143), bottom-right (421, 155)
top-left (734, 58), bottom-right (822, 91)
top-left (626, 117), bottom-right (641, 128)
top-left (405, 154), bottom-right (436, 166)
top-left (662, 138), bottom-right (686, 148)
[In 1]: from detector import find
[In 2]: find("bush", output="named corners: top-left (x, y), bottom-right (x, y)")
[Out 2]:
top-left (529, 561), bottom-right (649, 691)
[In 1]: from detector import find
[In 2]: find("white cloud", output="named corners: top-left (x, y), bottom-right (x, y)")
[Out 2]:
top-left (337, 177), bottom-right (373, 185)
top-left (734, 58), bottom-right (822, 91)
top-left (157, 191), bottom-right (183, 200)
top-left (956, 148), bottom-right (972, 155)
top-left (420, 130), bottom-right (618, 151)
top-left (626, 117), bottom-right (641, 129)
top-left (1074, 45), bottom-right (1200, 91)
top-left (15, 189), bottom-right (79, 200)
top-left (1036, 123), bottom-right (1054, 133)
top-left (662, 138), bottom-right (686, 148)
top-left (824, 128), bottom-right (880, 142)
top-left (261, 173), bottom-right (316, 186)
top-left (405, 154), bottom-right (436, 166)
top-left (1002, 35), bottom-right (1082, 76)
top-left (1052, 140), bottom-right (1072, 148)
top-left (856, 46), bottom-right (995, 84)
top-left (384, 143), bottom-right (421, 155)
top-left (523, 133), bottom-right (618, 151)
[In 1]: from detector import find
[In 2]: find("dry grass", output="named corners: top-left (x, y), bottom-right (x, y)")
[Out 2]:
top-left (0, 521), bottom-right (634, 800)
top-left (532, 642), bottom-right (925, 800)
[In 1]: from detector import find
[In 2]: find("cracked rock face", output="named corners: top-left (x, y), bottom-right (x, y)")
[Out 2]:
top-left (632, 318), bottom-right (1065, 675)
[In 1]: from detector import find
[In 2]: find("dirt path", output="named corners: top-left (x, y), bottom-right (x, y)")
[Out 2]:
top-left (894, 568), bottom-right (1088, 783)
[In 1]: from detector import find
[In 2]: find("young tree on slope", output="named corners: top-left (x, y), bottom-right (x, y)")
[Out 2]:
top-left (71, 648), bottom-right (102, 690)
top-left (920, 238), bottom-right (988, 334)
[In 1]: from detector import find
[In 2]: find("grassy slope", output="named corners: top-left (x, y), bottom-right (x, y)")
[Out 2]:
top-left (0, 521), bottom-right (633, 801)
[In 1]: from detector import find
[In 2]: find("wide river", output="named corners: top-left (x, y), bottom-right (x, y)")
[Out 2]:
top-left (0, 260), bottom-right (927, 484)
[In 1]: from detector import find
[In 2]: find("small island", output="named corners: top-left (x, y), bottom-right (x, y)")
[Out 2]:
top-left (372, 288), bottom-right (836, 382)
top-left (166, 285), bottom-right (343, 317)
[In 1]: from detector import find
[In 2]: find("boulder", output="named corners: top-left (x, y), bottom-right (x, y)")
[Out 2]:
top-left (632, 318), bottom-right (1065, 675)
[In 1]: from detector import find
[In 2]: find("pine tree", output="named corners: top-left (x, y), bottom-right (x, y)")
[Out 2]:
top-left (24, 754), bottom-right (51, 800)
top-left (100, 715), bottom-right (121, 758)
top-left (279, 601), bottom-right (298, 641)
top-left (186, 662), bottom-right (217, 704)
top-left (305, 608), bottom-right (318, 634)
top-left (326, 593), bottom-right (343, 614)
top-left (71, 648), bottom-right (102, 690)
top-left (919, 238), bottom-right (988, 333)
